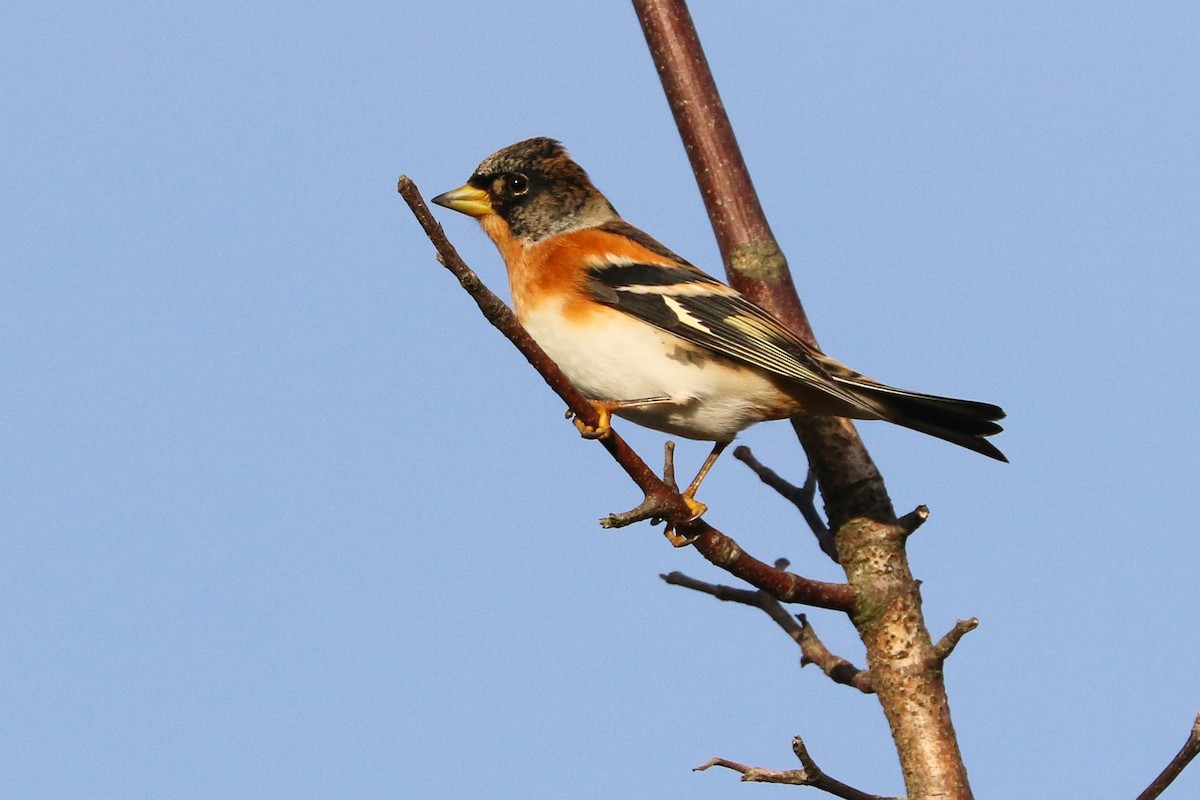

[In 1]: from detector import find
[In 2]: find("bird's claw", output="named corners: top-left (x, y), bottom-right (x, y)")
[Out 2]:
top-left (568, 405), bottom-right (612, 440)
top-left (681, 494), bottom-right (707, 521)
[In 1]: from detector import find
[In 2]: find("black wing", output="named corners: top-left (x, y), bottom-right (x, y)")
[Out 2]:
top-left (585, 256), bottom-right (1007, 460)
top-left (585, 258), bottom-right (871, 410)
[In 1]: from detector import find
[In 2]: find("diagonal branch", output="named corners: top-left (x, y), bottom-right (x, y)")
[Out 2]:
top-left (796, 613), bottom-right (875, 694)
top-left (398, 176), bottom-right (854, 614)
top-left (929, 619), bottom-right (979, 669)
top-left (661, 569), bottom-right (803, 638)
top-left (662, 568), bottom-right (874, 693)
top-left (733, 446), bottom-right (837, 561)
top-left (1135, 711), bottom-right (1200, 800)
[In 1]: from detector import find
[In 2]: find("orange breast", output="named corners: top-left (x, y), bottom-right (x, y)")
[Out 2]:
top-left (480, 222), bottom-right (685, 320)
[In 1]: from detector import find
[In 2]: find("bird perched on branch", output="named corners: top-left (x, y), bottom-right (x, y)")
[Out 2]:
top-left (433, 137), bottom-right (1005, 517)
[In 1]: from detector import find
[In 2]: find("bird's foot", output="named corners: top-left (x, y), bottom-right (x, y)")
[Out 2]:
top-left (567, 396), bottom-right (672, 440)
top-left (569, 402), bottom-right (612, 440)
top-left (681, 493), bottom-right (708, 521)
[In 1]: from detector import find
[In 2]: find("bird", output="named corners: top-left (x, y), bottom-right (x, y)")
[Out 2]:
top-left (432, 137), bottom-right (1005, 519)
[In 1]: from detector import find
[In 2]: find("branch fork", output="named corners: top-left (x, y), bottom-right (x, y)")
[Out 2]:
top-left (696, 735), bottom-right (900, 800)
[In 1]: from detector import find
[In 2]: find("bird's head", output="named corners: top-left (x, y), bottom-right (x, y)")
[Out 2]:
top-left (433, 137), bottom-right (618, 241)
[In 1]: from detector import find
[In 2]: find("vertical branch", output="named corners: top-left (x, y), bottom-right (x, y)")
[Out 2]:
top-left (632, 0), bottom-right (813, 344)
top-left (632, 3), bottom-right (974, 798)
top-left (632, 0), bottom-right (883, 499)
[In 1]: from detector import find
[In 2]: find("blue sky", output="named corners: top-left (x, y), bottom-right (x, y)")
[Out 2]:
top-left (3, 3), bottom-right (1197, 798)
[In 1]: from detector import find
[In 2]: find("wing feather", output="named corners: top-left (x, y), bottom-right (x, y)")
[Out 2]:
top-left (585, 259), bottom-right (871, 411)
top-left (583, 251), bottom-right (1006, 461)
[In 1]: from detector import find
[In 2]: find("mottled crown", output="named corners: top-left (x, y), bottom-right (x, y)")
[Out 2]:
top-left (472, 137), bottom-right (573, 180)
top-left (468, 137), bottom-right (617, 240)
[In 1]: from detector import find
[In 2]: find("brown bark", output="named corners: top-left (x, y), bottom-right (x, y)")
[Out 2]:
top-left (632, 1), bottom-right (974, 797)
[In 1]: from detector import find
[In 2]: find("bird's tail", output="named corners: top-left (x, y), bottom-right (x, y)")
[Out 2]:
top-left (833, 375), bottom-right (1007, 462)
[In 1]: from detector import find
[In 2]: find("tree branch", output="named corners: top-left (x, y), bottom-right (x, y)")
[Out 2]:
top-left (1135, 711), bottom-right (1200, 800)
top-left (929, 619), bottom-right (979, 669)
top-left (633, 2), bottom-right (975, 796)
top-left (733, 445), bottom-right (836, 561)
top-left (398, 176), bottom-right (854, 614)
top-left (661, 569), bottom-right (804, 640)
top-left (661, 568), bottom-right (875, 693)
top-left (897, 505), bottom-right (931, 537)
top-left (696, 735), bottom-right (900, 800)
top-left (796, 613), bottom-right (875, 694)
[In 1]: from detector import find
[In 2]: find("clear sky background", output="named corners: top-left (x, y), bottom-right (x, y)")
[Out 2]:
top-left (3, 3), bottom-right (1197, 798)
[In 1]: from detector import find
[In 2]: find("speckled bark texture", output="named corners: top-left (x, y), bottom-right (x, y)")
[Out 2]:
top-left (838, 517), bottom-right (972, 799)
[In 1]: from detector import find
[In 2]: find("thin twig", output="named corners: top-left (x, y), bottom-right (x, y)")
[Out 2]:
top-left (695, 735), bottom-right (899, 800)
top-left (791, 737), bottom-right (902, 800)
top-left (1135, 711), bottom-right (1200, 800)
top-left (734, 445), bottom-right (836, 561)
top-left (661, 568), bottom-right (874, 692)
top-left (601, 442), bottom-right (683, 529)
top-left (796, 613), bottom-right (875, 694)
top-left (398, 176), bottom-right (855, 613)
top-left (661, 571), bottom-right (804, 640)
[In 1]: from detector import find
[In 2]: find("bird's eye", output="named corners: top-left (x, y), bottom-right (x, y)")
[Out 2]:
top-left (508, 173), bottom-right (529, 196)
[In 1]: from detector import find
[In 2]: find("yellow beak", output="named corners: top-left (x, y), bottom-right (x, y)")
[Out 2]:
top-left (431, 183), bottom-right (493, 217)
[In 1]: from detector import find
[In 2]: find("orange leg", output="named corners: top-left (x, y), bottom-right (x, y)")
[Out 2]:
top-left (662, 440), bottom-right (730, 547)
top-left (678, 440), bottom-right (729, 520)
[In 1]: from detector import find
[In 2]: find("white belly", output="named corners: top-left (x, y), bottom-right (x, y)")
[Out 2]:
top-left (519, 301), bottom-right (796, 441)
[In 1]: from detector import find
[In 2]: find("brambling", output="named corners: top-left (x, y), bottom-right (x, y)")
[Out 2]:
top-left (433, 138), bottom-right (1005, 515)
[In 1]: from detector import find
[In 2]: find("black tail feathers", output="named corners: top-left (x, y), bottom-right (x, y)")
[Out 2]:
top-left (839, 380), bottom-right (1007, 462)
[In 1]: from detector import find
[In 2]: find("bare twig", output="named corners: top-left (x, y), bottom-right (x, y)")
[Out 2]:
top-left (661, 570), bottom-right (804, 640)
top-left (1135, 711), bottom-right (1200, 800)
top-left (398, 176), bottom-right (855, 613)
top-left (662, 567), bottom-right (874, 692)
top-left (397, 177), bottom-right (671, 508)
top-left (634, 0), bottom-right (884, 495)
top-left (929, 619), bottom-right (979, 668)
top-left (734, 445), bottom-right (836, 561)
top-left (797, 613), bottom-right (875, 694)
top-left (695, 736), bottom-right (899, 800)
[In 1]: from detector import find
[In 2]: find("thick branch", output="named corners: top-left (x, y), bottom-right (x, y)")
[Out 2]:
top-left (1135, 711), bottom-right (1200, 800)
top-left (696, 736), bottom-right (899, 800)
top-left (633, 0), bottom-right (813, 343)
top-left (633, 3), bottom-right (974, 797)
top-left (398, 176), bottom-right (854, 613)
